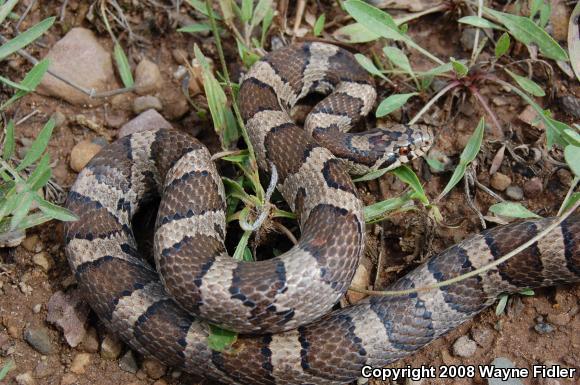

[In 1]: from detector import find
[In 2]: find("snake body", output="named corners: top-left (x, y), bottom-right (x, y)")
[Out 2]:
top-left (64, 43), bottom-right (580, 385)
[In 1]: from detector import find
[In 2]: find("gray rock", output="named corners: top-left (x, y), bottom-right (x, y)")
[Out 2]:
top-left (487, 357), bottom-right (524, 385)
top-left (34, 360), bottom-right (54, 378)
top-left (534, 322), bottom-right (555, 334)
top-left (32, 252), bottom-right (54, 272)
top-left (506, 185), bottom-right (524, 201)
top-left (135, 59), bottom-right (162, 95)
top-left (119, 350), bottom-right (138, 373)
top-left (38, 28), bottom-right (117, 105)
top-left (24, 326), bottom-right (54, 355)
top-left (452, 335), bottom-right (477, 358)
top-left (471, 326), bottom-right (494, 349)
top-left (133, 95), bottom-right (162, 114)
top-left (460, 28), bottom-right (477, 51)
top-left (46, 290), bottom-right (90, 347)
top-left (119, 109), bottom-right (172, 138)
top-left (560, 96), bottom-right (580, 119)
top-left (15, 372), bottom-right (35, 385)
top-left (80, 326), bottom-right (99, 353)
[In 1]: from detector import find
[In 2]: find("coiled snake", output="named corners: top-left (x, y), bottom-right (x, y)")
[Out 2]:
top-left (64, 42), bottom-right (580, 385)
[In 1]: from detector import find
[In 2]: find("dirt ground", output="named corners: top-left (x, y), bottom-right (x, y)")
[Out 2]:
top-left (0, 1), bottom-right (578, 385)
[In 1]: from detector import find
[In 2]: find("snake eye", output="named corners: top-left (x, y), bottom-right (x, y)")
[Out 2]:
top-left (399, 147), bottom-right (410, 156)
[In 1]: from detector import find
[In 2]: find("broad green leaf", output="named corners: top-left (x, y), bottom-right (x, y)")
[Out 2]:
top-left (538, 3), bottom-right (551, 28)
top-left (241, 0), bottom-right (253, 22)
top-left (519, 288), bottom-right (535, 296)
top-left (0, 0), bottom-right (18, 25)
top-left (496, 294), bottom-right (509, 315)
top-left (458, 16), bottom-right (503, 30)
top-left (344, 0), bottom-right (401, 41)
top-left (438, 118), bottom-right (485, 200)
top-left (1, 58), bottom-right (50, 110)
top-left (562, 129), bottom-right (580, 146)
top-left (505, 69), bottom-right (545, 97)
top-left (186, 0), bottom-right (222, 20)
top-left (333, 23), bottom-right (379, 43)
top-left (485, 8), bottom-right (568, 61)
top-left (251, 0), bottom-right (273, 27)
top-left (313, 14), bottom-right (325, 36)
top-left (16, 118), bottom-right (55, 172)
top-left (233, 227), bottom-right (251, 260)
top-left (0, 191), bottom-right (20, 221)
top-left (495, 32), bottom-right (511, 58)
top-left (569, 1), bottom-right (580, 82)
top-left (376, 93), bottom-right (417, 117)
top-left (391, 165), bottom-right (429, 204)
top-left (564, 145), bottom-right (580, 177)
top-left (10, 191), bottom-right (33, 230)
top-left (36, 197), bottom-right (79, 221)
top-left (364, 192), bottom-right (413, 223)
top-left (529, 0), bottom-right (543, 19)
top-left (354, 54), bottom-right (386, 80)
top-left (560, 191), bottom-right (580, 213)
top-left (425, 156), bottom-right (445, 172)
top-left (383, 46), bottom-right (413, 74)
top-left (207, 324), bottom-right (237, 352)
top-left (0, 16), bottom-right (55, 60)
top-left (27, 153), bottom-right (52, 191)
top-left (178, 23), bottom-right (212, 33)
top-left (489, 202), bottom-right (541, 218)
top-left (2, 119), bottom-right (15, 160)
top-left (113, 42), bottom-right (134, 88)
top-left (450, 58), bottom-right (468, 78)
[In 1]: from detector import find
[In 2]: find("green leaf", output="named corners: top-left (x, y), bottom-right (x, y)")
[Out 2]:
top-left (495, 32), bottom-right (511, 58)
top-left (420, 62), bottom-right (454, 77)
top-left (391, 165), bottom-right (429, 205)
top-left (450, 58), bottom-right (468, 78)
top-left (16, 118), bottom-right (55, 172)
top-left (485, 8), bottom-right (568, 61)
top-left (344, 0), bottom-right (401, 40)
top-left (496, 294), bottom-right (509, 315)
top-left (376, 92), bottom-right (418, 117)
top-left (382, 46), bottom-right (413, 74)
top-left (364, 192), bottom-right (413, 223)
top-left (530, 0), bottom-right (543, 19)
top-left (560, 191), bottom-right (580, 214)
top-left (538, 3), bottom-right (551, 28)
top-left (207, 324), bottom-right (238, 352)
top-left (519, 288), bottom-right (535, 296)
top-left (425, 156), bottom-right (445, 172)
top-left (458, 15), bottom-right (503, 30)
top-left (569, 2), bottom-right (580, 82)
top-left (0, 191), bottom-right (20, 221)
top-left (438, 117), bottom-right (485, 200)
top-left (241, 0), bottom-right (253, 22)
top-left (562, 129), bottom-right (580, 146)
top-left (186, 0), bottom-right (222, 20)
top-left (36, 197), bottom-right (78, 222)
top-left (313, 14), bottom-right (325, 36)
top-left (27, 153), bottom-right (51, 191)
top-left (354, 53), bottom-right (386, 80)
top-left (251, 0), bottom-right (273, 27)
top-left (505, 69), bottom-right (545, 97)
top-left (0, 16), bottom-right (55, 60)
top-left (0, 0), bottom-right (18, 25)
top-left (0, 74), bottom-right (33, 91)
top-left (0, 359), bottom-right (14, 381)
top-left (260, 7), bottom-right (274, 46)
top-left (353, 167), bottom-right (389, 182)
top-left (113, 42), bottom-right (134, 88)
top-left (2, 119), bottom-right (15, 160)
top-left (1, 58), bottom-right (50, 110)
top-left (10, 191), bottom-right (33, 230)
top-left (489, 202), bottom-right (541, 219)
top-left (233, 228), bottom-right (252, 260)
top-left (332, 23), bottom-right (380, 43)
top-left (178, 23), bottom-right (212, 33)
top-left (564, 145), bottom-right (580, 177)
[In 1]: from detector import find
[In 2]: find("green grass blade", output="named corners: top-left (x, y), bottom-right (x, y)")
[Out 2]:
top-left (313, 14), bottom-right (325, 36)
top-left (16, 117), bottom-right (55, 172)
top-left (207, 324), bottom-right (237, 352)
top-left (495, 32), bottom-right (511, 58)
top-left (251, 0), bottom-right (273, 27)
top-left (10, 191), bottom-right (33, 230)
top-left (564, 145), bottom-right (580, 177)
top-left (113, 42), bottom-right (134, 88)
top-left (383, 46), bottom-right (413, 74)
top-left (36, 197), bottom-right (78, 221)
top-left (391, 165), bottom-right (429, 205)
top-left (364, 192), bottom-right (413, 223)
top-left (0, 74), bottom-right (33, 91)
top-left (354, 53), bottom-right (387, 80)
top-left (0, 0), bottom-right (18, 25)
top-left (504, 69), bottom-right (545, 97)
top-left (457, 15), bottom-right (503, 30)
top-left (1, 58), bottom-right (50, 110)
top-left (0, 16), bottom-right (55, 60)
top-left (2, 119), bottom-right (15, 160)
top-left (178, 23), bottom-right (212, 33)
top-left (333, 22), bottom-right (379, 43)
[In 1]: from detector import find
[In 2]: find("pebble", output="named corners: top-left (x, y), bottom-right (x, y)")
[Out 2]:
top-left (559, 96), bottom-right (580, 119)
top-left (452, 335), bottom-right (477, 358)
top-left (490, 172), bottom-right (511, 191)
top-left (133, 95), bottom-right (163, 114)
top-left (32, 304), bottom-right (42, 314)
top-left (46, 290), bottom-right (90, 348)
top-left (486, 357), bottom-right (524, 385)
top-left (556, 169), bottom-right (572, 187)
top-left (505, 185), bottom-right (524, 201)
top-left (70, 352), bottom-right (91, 374)
top-left (100, 334), bottom-right (123, 360)
top-left (172, 48), bottom-right (189, 64)
top-left (38, 28), bottom-right (116, 105)
top-left (22, 235), bottom-right (42, 252)
top-left (19, 281), bottom-right (33, 295)
top-left (51, 111), bottom-right (67, 128)
top-left (534, 322), bottom-right (555, 334)
top-left (405, 379), bottom-right (424, 385)
top-left (523, 177), bottom-right (543, 198)
top-left (105, 110), bottom-right (129, 129)
top-left (460, 28), bottom-right (477, 51)
top-left (160, 88), bottom-right (189, 120)
top-left (135, 59), bottom-right (163, 95)
top-left (119, 109), bottom-right (172, 138)
top-left (346, 259), bottom-right (371, 303)
top-left (153, 380), bottom-right (169, 385)
top-left (60, 373), bottom-right (76, 385)
top-left (471, 326), bottom-right (494, 349)
top-left (15, 372), bottom-right (35, 385)
top-left (80, 326), bottom-right (99, 353)
top-left (142, 357), bottom-right (167, 379)
top-left (70, 140), bottom-right (103, 172)
top-left (24, 326), bottom-right (54, 354)
top-left (32, 252), bottom-right (54, 272)
top-left (546, 312), bottom-right (570, 326)
top-left (34, 360), bottom-right (54, 378)
top-left (549, 1), bottom-right (570, 41)
top-left (119, 350), bottom-right (138, 373)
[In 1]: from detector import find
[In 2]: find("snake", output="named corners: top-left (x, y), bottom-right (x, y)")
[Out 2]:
top-left (64, 42), bottom-right (580, 385)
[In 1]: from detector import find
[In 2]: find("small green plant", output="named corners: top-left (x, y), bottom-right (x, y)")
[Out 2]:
top-left (0, 359), bottom-right (14, 381)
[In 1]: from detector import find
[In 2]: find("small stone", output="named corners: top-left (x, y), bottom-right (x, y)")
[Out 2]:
top-left (80, 326), bottom-right (99, 353)
top-left (133, 95), bottom-right (162, 114)
top-left (51, 111), bottom-right (67, 128)
top-left (119, 109), bottom-right (172, 137)
top-left (19, 281), bottom-right (33, 295)
top-left (490, 172), bottom-right (511, 191)
top-left (32, 252), bottom-right (54, 272)
top-left (153, 380), bottom-right (168, 385)
top-left (556, 169), bottom-right (572, 187)
top-left (523, 177), bottom-right (543, 198)
top-left (546, 312), bottom-right (570, 326)
top-left (100, 334), bottom-right (123, 360)
top-left (405, 379), bottom-right (424, 385)
top-left (549, 0), bottom-right (570, 41)
top-left (142, 357), bottom-right (167, 379)
top-left (172, 48), bottom-right (189, 64)
top-left (15, 372), bottom-right (35, 385)
top-left (70, 352), bottom-right (91, 374)
top-left (60, 373), bottom-right (76, 385)
top-left (38, 28), bottom-right (117, 105)
top-left (452, 335), bottom-right (477, 358)
top-left (471, 326), bottom-right (494, 349)
top-left (486, 358), bottom-right (524, 385)
top-left (22, 234), bottom-right (41, 252)
top-left (136, 369), bottom-right (148, 380)
top-left (559, 96), bottom-right (580, 119)
top-left (70, 140), bottom-right (103, 172)
top-left (34, 360), bottom-right (54, 378)
top-left (135, 59), bottom-right (163, 95)
top-left (492, 96), bottom-right (510, 106)
top-left (534, 322), bottom-right (555, 334)
top-left (506, 185), bottom-right (524, 201)
top-left (160, 89), bottom-right (189, 120)
top-left (105, 110), bottom-right (129, 129)
top-left (460, 28), bottom-right (477, 51)
top-left (46, 290), bottom-right (90, 348)
top-left (119, 350), bottom-right (138, 373)
top-left (24, 326), bottom-right (54, 354)
top-left (346, 258), bottom-right (371, 303)
top-left (32, 304), bottom-right (42, 314)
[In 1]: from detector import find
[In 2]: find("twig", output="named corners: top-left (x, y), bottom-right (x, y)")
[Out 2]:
top-left (469, 0), bottom-right (483, 66)
top-left (470, 86), bottom-right (504, 138)
top-left (292, 0), bottom-right (307, 38)
top-left (273, 221), bottom-right (298, 245)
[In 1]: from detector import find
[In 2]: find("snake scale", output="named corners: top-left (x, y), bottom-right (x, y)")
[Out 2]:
top-left (64, 42), bottom-right (580, 385)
